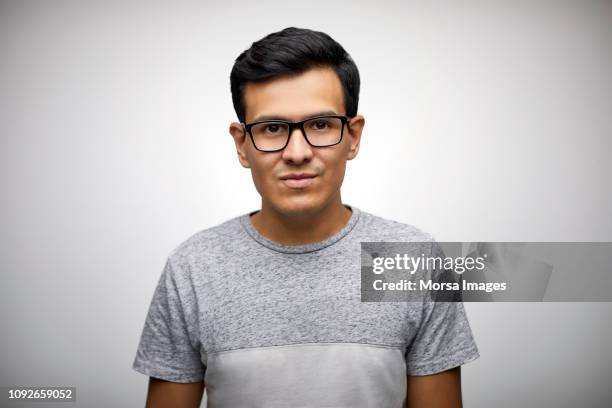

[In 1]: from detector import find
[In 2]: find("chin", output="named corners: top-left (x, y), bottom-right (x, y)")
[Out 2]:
top-left (269, 195), bottom-right (329, 217)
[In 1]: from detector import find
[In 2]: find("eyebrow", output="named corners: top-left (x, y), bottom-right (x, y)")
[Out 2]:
top-left (251, 110), bottom-right (339, 123)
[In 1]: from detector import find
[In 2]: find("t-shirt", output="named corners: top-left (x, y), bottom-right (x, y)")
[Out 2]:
top-left (132, 205), bottom-right (480, 407)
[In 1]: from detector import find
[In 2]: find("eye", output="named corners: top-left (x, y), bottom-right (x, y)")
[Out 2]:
top-left (265, 123), bottom-right (283, 133)
top-left (312, 120), bottom-right (330, 130)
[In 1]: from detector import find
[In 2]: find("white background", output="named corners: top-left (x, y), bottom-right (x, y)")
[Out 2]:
top-left (1, 0), bottom-right (611, 406)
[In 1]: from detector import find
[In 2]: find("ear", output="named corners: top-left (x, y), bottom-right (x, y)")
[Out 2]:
top-left (229, 122), bottom-right (251, 168)
top-left (345, 114), bottom-right (365, 160)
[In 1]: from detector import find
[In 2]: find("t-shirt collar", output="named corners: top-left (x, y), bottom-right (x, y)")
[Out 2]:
top-left (239, 205), bottom-right (361, 254)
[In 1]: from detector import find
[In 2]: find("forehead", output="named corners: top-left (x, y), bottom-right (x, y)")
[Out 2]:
top-left (243, 66), bottom-right (345, 123)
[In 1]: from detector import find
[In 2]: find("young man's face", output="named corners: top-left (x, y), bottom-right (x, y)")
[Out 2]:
top-left (229, 66), bottom-right (365, 216)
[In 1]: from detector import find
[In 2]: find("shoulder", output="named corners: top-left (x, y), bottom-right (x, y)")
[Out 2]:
top-left (356, 208), bottom-right (436, 242)
top-left (165, 213), bottom-right (247, 269)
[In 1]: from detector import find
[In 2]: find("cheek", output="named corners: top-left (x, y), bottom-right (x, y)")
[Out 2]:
top-left (328, 161), bottom-right (347, 186)
top-left (321, 154), bottom-right (348, 187)
top-left (248, 157), bottom-right (278, 193)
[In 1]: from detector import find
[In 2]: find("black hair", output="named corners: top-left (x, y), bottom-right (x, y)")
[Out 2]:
top-left (230, 27), bottom-right (360, 123)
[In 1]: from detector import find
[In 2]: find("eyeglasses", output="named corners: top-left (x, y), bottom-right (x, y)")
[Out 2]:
top-left (242, 115), bottom-right (351, 152)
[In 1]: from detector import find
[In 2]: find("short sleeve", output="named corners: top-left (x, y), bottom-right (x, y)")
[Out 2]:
top-left (132, 257), bottom-right (206, 383)
top-left (405, 242), bottom-right (480, 376)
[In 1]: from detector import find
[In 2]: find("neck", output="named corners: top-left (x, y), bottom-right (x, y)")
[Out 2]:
top-left (250, 195), bottom-right (353, 246)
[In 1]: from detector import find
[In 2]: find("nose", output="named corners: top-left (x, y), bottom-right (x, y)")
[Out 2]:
top-left (281, 126), bottom-right (314, 164)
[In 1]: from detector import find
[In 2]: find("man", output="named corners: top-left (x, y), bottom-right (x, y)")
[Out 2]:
top-left (133, 27), bottom-right (479, 407)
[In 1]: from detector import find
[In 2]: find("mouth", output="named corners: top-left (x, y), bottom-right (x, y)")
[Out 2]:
top-left (279, 173), bottom-right (317, 189)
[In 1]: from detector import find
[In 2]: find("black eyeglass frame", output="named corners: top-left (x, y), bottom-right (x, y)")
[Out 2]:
top-left (241, 115), bottom-right (352, 152)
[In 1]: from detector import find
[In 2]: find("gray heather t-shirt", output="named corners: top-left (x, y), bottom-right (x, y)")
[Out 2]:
top-left (132, 205), bottom-right (480, 407)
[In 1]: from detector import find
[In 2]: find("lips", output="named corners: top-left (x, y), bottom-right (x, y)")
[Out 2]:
top-left (280, 173), bottom-right (317, 189)
top-left (280, 173), bottom-right (317, 180)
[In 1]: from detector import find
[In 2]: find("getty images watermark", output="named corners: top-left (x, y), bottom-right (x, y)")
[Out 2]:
top-left (360, 242), bottom-right (612, 302)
